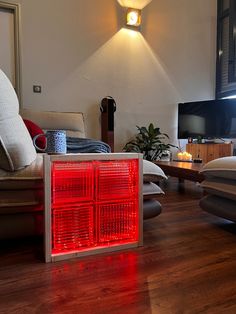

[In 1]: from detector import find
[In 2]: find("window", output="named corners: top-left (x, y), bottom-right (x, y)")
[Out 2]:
top-left (216, 0), bottom-right (236, 98)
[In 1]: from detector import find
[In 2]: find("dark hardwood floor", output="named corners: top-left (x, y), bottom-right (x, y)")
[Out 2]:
top-left (1, 178), bottom-right (236, 314)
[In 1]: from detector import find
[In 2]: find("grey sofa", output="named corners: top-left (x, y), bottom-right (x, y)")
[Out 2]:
top-left (0, 69), bottom-right (165, 239)
top-left (0, 108), bottom-right (166, 239)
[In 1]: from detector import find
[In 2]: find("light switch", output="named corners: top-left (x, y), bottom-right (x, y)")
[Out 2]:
top-left (33, 85), bottom-right (41, 93)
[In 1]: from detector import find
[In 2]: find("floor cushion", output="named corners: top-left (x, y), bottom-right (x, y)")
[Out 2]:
top-left (143, 159), bottom-right (167, 182)
top-left (200, 156), bottom-right (236, 180)
top-left (143, 182), bottom-right (164, 199)
top-left (200, 177), bottom-right (236, 201)
top-left (200, 195), bottom-right (236, 222)
top-left (143, 199), bottom-right (162, 219)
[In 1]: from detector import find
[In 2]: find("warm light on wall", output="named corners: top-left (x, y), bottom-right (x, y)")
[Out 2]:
top-left (126, 8), bottom-right (141, 28)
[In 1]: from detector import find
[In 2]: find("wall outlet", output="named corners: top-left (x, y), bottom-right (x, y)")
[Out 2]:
top-left (33, 85), bottom-right (42, 93)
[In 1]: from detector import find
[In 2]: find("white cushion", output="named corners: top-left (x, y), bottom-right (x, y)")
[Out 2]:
top-left (200, 156), bottom-right (236, 180)
top-left (143, 182), bottom-right (164, 196)
top-left (0, 69), bottom-right (36, 171)
top-left (143, 159), bottom-right (167, 182)
top-left (200, 177), bottom-right (236, 201)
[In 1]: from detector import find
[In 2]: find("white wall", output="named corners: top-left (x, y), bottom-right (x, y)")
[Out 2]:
top-left (11, 0), bottom-right (217, 152)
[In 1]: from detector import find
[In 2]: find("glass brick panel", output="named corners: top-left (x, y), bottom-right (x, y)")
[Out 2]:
top-left (97, 201), bottom-right (139, 245)
top-left (51, 161), bottom-right (94, 205)
top-left (95, 160), bottom-right (139, 201)
top-left (52, 204), bottom-right (94, 253)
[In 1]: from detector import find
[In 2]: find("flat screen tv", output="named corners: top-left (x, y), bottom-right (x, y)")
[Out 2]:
top-left (178, 99), bottom-right (236, 139)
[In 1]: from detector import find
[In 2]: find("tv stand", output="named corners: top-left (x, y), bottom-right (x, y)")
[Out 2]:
top-left (186, 143), bottom-right (233, 163)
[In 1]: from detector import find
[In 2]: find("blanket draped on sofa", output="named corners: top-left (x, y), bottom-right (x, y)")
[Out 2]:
top-left (66, 137), bottom-right (111, 153)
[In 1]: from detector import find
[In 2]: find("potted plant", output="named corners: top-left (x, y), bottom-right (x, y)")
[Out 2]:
top-left (123, 123), bottom-right (179, 161)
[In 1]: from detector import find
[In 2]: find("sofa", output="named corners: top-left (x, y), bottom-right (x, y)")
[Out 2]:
top-left (199, 156), bottom-right (236, 222)
top-left (0, 69), bottom-right (166, 239)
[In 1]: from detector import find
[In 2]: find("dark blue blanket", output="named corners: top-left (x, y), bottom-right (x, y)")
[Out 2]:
top-left (66, 137), bottom-right (111, 153)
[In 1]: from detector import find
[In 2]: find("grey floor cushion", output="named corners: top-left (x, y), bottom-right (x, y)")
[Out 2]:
top-left (200, 195), bottom-right (236, 222)
top-left (143, 199), bottom-right (162, 220)
top-left (200, 177), bottom-right (236, 201)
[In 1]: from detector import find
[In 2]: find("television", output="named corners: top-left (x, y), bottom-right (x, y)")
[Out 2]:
top-left (178, 99), bottom-right (236, 139)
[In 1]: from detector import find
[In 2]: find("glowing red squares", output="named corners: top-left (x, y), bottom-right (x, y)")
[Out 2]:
top-left (51, 159), bottom-right (140, 255)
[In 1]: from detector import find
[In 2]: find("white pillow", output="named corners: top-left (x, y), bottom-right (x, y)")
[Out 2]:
top-left (143, 182), bottom-right (164, 196)
top-left (143, 159), bottom-right (167, 182)
top-left (200, 156), bottom-right (236, 180)
top-left (0, 69), bottom-right (36, 171)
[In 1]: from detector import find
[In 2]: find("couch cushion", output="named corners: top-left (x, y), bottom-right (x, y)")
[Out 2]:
top-left (200, 195), bottom-right (236, 222)
top-left (21, 109), bottom-right (85, 138)
top-left (0, 69), bottom-right (37, 171)
top-left (0, 153), bottom-right (43, 189)
top-left (200, 156), bottom-right (236, 180)
top-left (143, 160), bottom-right (167, 182)
top-left (200, 177), bottom-right (236, 201)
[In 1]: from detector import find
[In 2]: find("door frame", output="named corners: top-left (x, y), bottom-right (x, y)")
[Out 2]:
top-left (0, 1), bottom-right (21, 103)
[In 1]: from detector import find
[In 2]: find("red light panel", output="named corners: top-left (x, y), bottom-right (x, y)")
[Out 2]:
top-left (50, 159), bottom-right (140, 256)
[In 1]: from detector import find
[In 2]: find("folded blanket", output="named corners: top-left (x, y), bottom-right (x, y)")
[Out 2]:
top-left (66, 137), bottom-right (111, 153)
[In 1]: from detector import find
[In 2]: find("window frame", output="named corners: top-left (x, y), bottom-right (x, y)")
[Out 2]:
top-left (216, 0), bottom-right (236, 98)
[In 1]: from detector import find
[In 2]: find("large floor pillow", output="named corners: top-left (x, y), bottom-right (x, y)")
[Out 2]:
top-left (0, 69), bottom-right (36, 171)
top-left (143, 160), bottom-right (167, 182)
top-left (200, 195), bottom-right (236, 222)
top-left (200, 156), bottom-right (236, 180)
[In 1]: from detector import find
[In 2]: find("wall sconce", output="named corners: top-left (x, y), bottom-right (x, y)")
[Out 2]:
top-left (126, 8), bottom-right (141, 30)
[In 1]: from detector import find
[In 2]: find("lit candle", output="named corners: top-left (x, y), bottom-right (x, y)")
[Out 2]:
top-left (177, 152), bottom-right (183, 160)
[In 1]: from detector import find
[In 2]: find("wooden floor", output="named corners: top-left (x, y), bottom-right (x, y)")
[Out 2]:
top-left (1, 178), bottom-right (236, 314)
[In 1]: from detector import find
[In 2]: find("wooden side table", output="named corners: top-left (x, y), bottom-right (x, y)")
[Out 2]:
top-left (44, 153), bottom-right (143, 262)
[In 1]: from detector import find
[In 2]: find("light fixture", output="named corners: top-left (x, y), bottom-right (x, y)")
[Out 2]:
top-left (126, 8), bottom-right (141, 28)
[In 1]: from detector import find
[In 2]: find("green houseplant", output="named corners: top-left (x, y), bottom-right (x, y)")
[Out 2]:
top-left (123, 123), bottom-right (179, 161)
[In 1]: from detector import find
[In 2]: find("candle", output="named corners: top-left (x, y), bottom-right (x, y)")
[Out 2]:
top-left (177, 152), bottom-right (192, 161)
top-left (177, 152), bottom-right (183, 160)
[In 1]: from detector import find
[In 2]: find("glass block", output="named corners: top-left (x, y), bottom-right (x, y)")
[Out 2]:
top-left (97, 201), bottom-right (139, 245)
top-left (52, 204), bottom-right (94, 253)
top-left (95, 160), bottom-right (139, 201)
top-left (51, 161), bottom-right (94, 205)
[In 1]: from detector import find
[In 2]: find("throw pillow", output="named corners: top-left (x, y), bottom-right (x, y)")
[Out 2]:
top-left (23, 119), bottom-right (46, 150)
top-left (0, 69), bottom-right (37, 171)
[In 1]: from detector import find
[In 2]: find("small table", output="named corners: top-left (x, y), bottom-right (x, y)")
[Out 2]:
top-left (154, 160), bottom-right (205, 182)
